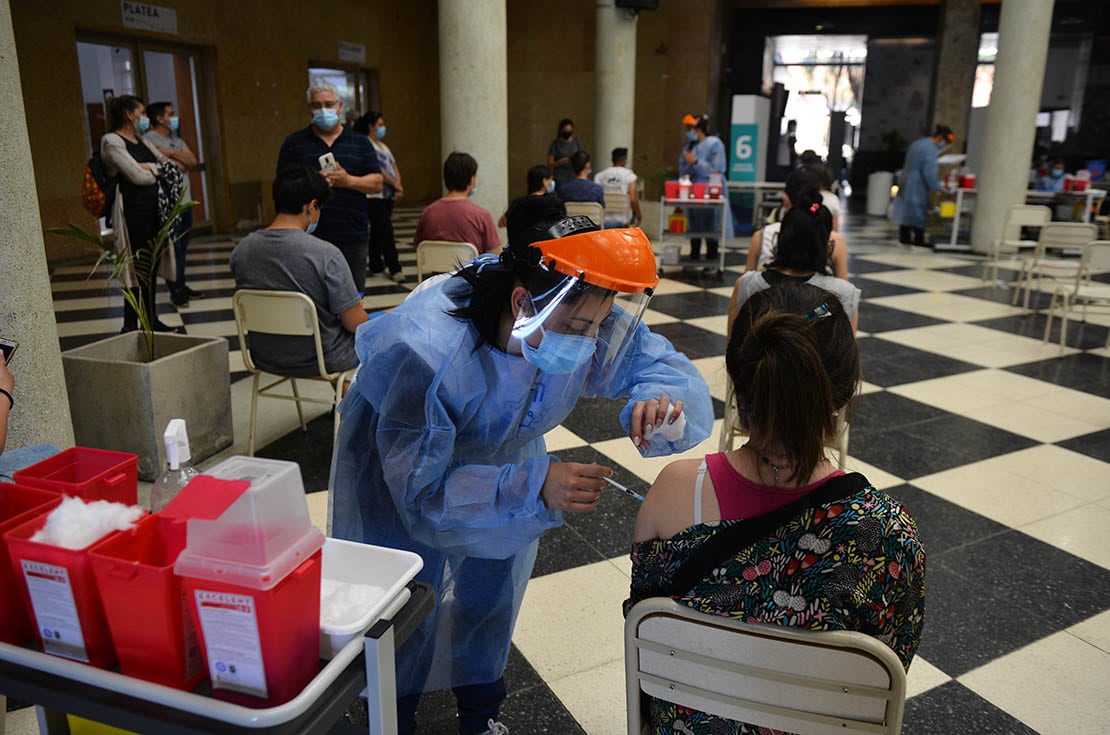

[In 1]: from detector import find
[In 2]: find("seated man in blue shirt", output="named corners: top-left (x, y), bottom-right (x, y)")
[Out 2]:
top-left (277, 80), bottom-right (383, 293)
top-left (1035, 158), bottom-right (1068, 193)
top-left (557, 150), bottom-right (606, 208)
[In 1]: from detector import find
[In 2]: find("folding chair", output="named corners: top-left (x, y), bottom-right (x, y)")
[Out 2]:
top-left (625, 597), bottom-right (907, 735)
top-left (718, 377), bottom-right (850, 469)
top-left (1011, 222), bottom-right (1098, 310)
top-left (564, 201), bottom-right (604, 226)
top-left (603, 191), bottom-right (631, 226)
top-left (232, 290), bottom-right (357, 455)
top-left (1042, 240), bottom-right (1110, 354)
top-left (416, 240), bottom-right (479, 281)
top-left (983, 204), bottom-right (1050, 284)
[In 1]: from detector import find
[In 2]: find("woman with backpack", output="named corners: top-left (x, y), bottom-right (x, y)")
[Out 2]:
top-left (100, 94), bottom-right (178, 333)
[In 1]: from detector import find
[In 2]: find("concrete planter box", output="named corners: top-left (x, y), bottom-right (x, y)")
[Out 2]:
top-left (62, 332), bottom-right (233, 481)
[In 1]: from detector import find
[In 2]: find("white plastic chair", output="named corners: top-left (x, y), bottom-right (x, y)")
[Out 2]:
top-left (983, 204), bottom-right (1050, 283)
top-left (415, 240), bottom-right (479, 281)
top-left (563, 201), bottom-right (604, 226)
top-left (625, 598), bottom-right (907, 735)
top-left (718, 377), bottom-right (850, 469)
top-left (603, 191), bottom-right (631, 226)
top-left (1042, 240), bottom-right (1110, 354)
top-left (232, 290), bottom-right (356, 455)
top-left (1011, 222), bottom-right (1098, 310)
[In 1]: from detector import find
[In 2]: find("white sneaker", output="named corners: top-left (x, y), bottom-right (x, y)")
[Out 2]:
top-left (476, 720), bottom-right (508, 735)
top-left (391, 271), bottom-right (406, 284)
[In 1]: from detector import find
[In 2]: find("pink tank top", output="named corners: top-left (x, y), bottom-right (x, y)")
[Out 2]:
top-left (704, 451), bottom-right (845, 521)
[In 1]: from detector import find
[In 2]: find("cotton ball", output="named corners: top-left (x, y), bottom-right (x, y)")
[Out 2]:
top-left (31, 496), bottom-right (144, 550)
top-left (644, 403), bottom-right (687, 445)
top-left (320, 579), bottom-right (386, 629)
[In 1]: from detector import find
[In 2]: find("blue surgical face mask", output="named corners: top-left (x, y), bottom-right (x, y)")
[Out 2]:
top-left (469, 183), bottom-right (478, 198)
top-left (521, 328), bottom-right (596, 374)
top-left (375, 125), bottom-right (387, 140)
top-left (685, 130), bottom-right (697, 142)
top-left (168, 116), bottom-right (180, 133)
top-left (313, 108), bottom-right (340, 130)
top-left (1051, 168), bottom-right (1065, 179)
top-left (307, 205), bottom-right (320, 234)
top-left (137, 116), bottom-right (151, 133)
top-left (545, 179), bottom-right (555, 193)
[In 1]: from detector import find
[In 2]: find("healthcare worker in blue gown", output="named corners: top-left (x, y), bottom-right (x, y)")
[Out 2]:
top-left (678, 113), bottom-right (732, 262)
top-left (329, 201), bottom-right (713, 735)
top-left (892, 124), bottom-right (954, 248)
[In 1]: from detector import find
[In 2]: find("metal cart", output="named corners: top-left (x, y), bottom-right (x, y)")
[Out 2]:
top-left (0, 582), bottom-right (433, 735)
top-left (656, 196), bottom-right (731, 276)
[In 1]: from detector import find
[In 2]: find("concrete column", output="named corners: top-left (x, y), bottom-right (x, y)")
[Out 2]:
top-left (930, 0), bottom-right (982, 149)
top-left (0, 0), bottom-right (74, 449)
top-left (595, 0), bottom-right (638, 165)
top-left (438, 0), bottom-right (508, 236)
top-left (970, 0), bottom-right (1054, 255)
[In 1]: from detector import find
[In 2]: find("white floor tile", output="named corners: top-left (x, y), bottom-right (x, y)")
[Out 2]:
top-left (650, 279), bottom-right (702, 296)
top-left (978, 445), bottom-right (1110, 502)
top-left (841, 455), bottom-right (904, 491)
top-left (1, 706), bottom-right (41, 735)
top-left (548, 659), bottom-right (628, 735)
top-left (639, 308), bottom-right (676, 326)
top-left (1020, 388), bottom-right (1110, 430)
top-left (544, 425), bottom-right (589, 452)
top-left (959, 631), bottom-right (1110, 735)
top-left (690, 357), bottom-right (729, 403)
top-left (306, 490), bottom-right (329, 533)
top-left (1020, 503), bottom-right (1110, 570)
top-left (1068, 610), bottom-right (1110, 655)
top-left (513, 559), bottom-right (631, 681)
top-left (957, 399), bottom-right (1102, 443)
top-left (862, 268), bottom-right (985, 292)
top-left (856, 253), bottom-right (974, 270)
top-left (905, 656), bottom-right (953, 699)
top-left (945, 368), bottom-right (1062, 401)
top-left (890, 374), bottom-right (1008, 414)
top-left (858, 380), bottom-right (883, 396)
top-left (685, 314), bottom-right (729, 337)
top-left (867, 292), bottom-right (1026, 322)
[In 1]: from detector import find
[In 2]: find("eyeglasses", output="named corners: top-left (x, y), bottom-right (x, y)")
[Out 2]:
top-left (308, 100), bottom-right (340, 110)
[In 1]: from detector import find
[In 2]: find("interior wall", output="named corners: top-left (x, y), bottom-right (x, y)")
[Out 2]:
top-left (11, 0), bottom-right (439, 263)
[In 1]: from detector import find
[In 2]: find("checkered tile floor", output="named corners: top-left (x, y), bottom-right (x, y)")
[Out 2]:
top-left (23, 208), bottom-right (1110, 735)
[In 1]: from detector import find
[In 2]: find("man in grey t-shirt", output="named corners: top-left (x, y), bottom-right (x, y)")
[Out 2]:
top-left (230, 165), bottom-right (368, 376)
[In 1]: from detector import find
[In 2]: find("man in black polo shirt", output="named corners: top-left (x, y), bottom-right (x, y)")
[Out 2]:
top-left (277, 80), bottom-right (383, 291)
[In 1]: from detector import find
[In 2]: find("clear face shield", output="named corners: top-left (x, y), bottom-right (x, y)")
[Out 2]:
top-left (510, 224), bottom-right (658, 375)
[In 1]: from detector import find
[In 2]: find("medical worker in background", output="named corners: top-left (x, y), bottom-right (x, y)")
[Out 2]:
top-left (678, 113), bottom-right (729, 261)
top-left (329, 199), bottom-right (713, 735)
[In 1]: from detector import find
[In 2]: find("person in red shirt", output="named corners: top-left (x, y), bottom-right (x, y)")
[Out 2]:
top-left (414, 152), bottom-right (501, 254)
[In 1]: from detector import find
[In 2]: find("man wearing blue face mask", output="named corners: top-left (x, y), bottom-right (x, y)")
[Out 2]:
top-left (145, 101), bottom-right (201, 308)
top-left (278, 80), bottom-right (384, 293)
top-left (230, 164), bottom-right (367, 377)
top-left (1036, 158), bottom-right (1069, 193)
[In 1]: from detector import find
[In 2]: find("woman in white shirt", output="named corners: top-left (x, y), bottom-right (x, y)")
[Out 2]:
top-left (746, 167), bottom-right (847, 279)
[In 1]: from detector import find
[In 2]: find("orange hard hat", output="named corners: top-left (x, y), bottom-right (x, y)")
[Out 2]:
top-left (536, 228), bottom-right (659, 294)
top-left (681, 113), bottom-right (699, 127)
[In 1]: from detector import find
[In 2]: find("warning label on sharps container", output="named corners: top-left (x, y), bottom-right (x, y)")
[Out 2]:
top-left (21, 560), bottom-right (89, 662)
top-left (194, 590), bottom-right (268, 698)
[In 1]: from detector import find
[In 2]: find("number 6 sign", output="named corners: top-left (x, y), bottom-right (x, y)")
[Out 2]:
top-left (729, 123), bottom-right (759, 182)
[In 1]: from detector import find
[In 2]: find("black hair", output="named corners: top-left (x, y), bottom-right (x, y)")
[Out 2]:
top-left (557, 118), bottom-right (574, 135)
top-left (272, 164), bottom-right (332, 214)
top-left (798, 149), bottom-right (821, 166)
top-left (798, 151), bottom-right (834, 191)
top-left (570, 150), bottom-right (591, 175)
top-left (444, 151), bottom-right (478, 191)
top-left (611, 147), bottom-right (628, 164)
top-left (933, 124), bottom-right (954, 139)
top-left (783, 167), bottom-right (822, 210)
top-left (146, 101), bottom-right (172, 126)
top-left (527, 165), bottom-right (553, 193)
top-left (109, 95), bottom-right (144, 132)
top-left (451, 205), bottom-right (592, 351)
top-left (769, 207), bottom-right (832, 273)
top-left (352, 111), bottom-right (382, 136)
top-left (727, 282), bottom-right (859, 484)
top-left (695, 114), bottom-right (711, 134)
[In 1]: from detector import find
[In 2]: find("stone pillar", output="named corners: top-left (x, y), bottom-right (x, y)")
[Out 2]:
top-left (439, 0), bottom-right (508, 236)
top-left (930, 0), bottom-right (982, 150)
top-left (595, 0), bottom-right (638, 166)
top-left (970, 0), bottom-right (1054, 254)
top-left (0, 0), bottom-right (73, 449)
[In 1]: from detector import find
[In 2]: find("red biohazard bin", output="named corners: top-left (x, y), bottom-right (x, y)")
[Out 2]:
top-left (174, 457), bottom-right (325, 708)
top-left (88, 476), bottom-right (249, 690)
top-left (0, 484), bottom-right (62, 644)
top-left (3, 504), bottom-right (146, 668)
top-left (692, 182), bottom-right (707, 199)
top-left (13, 448), bottom-right (138, 506)
top-left (664, 181), bottom-right (680, 199)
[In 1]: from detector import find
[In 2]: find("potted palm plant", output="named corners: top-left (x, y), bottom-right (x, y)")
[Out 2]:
top-left (50, 195), bottom-right (233, 480)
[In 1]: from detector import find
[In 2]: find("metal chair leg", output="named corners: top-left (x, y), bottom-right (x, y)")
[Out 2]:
top-left (290, 378), bottom-right (306, 431)
top-left (248, 372), bottom-right (261, 456)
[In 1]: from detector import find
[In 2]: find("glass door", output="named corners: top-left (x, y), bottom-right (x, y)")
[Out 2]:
top-left (76, 38), bottom-right (213, 226)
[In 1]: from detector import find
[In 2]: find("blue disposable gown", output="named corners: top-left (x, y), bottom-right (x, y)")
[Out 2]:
top-left (329, 276), bottom-right (713, 694)
top-left (894, 137), bottom-right (940, 229)
top-left (678, 135), bottom-right (733, 239)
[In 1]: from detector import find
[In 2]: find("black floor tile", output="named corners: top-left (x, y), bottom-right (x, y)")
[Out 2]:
top-left (857, 338), bottom-right (981, 387)
top-left (551, 446), bottom-right (643, 562)
top-left (647, 291), bottom-right (732, 320)
top-left (856, 303), bottom-right (947, 333)
top-left (851, 391), bottom-right (952, 432)
top-left (902, 682), bottom-right (1039, 735)
top-left (953, 285), bottom-right (1054, 310)
top-left (971, 313), bottom-right (1110, 350)
top-left (937, 263), bottom-right (1015, 280)
top-left (256, 412), bottom-right (334, 492)
top-left (1056, 428), bottom-right (1110, 463)
top-left (882, 484), bottom-right (1009, 558)
top-left (662, 267), bottom-right (736, 288)
top-left (846, 258), bottom-right (908, 275)
top-left (849, 427), bottom-right (982, 479)
top-left (645, 322), bottom-right (728, 360)
top-left (559, 397), bottom-right (629, 443)
top-left (853, 276), bottom-right (924, 299)
top-left (533, 523), bottom-right (606, 578)
top-left (1006, 353), bottom-right (1110, 396)
top-left (897, 414), bottom-right (1038, 464)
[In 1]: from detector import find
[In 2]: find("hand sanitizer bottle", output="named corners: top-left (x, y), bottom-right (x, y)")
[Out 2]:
top-left (150, 419), bottom-right (199, 512)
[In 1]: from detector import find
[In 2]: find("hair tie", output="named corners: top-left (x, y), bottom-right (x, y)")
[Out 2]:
top-left (809, 202), bottom-right (820, 214)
